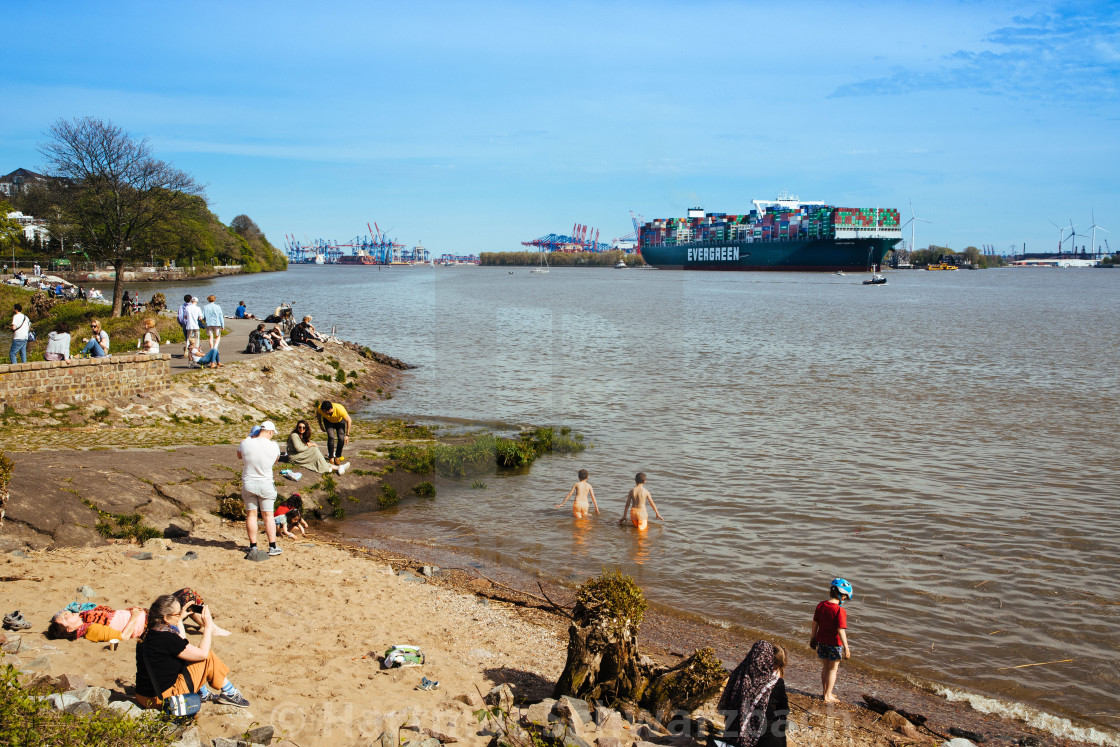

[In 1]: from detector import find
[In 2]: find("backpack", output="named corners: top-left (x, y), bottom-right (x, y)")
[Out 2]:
top-left (245, 336), bottom-right (263, 354)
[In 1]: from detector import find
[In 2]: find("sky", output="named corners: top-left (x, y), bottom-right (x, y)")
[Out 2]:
top-left (1, 0), bottom-right (1118, 257)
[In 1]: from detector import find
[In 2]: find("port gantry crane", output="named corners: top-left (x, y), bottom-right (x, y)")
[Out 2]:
top-left (521, 221), bottom-right (610, 253)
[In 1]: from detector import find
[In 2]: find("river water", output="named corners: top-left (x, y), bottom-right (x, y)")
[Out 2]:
top-left (144, 265), bottom-right (1120, 742)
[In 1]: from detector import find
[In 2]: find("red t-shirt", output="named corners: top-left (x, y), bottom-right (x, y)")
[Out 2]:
top-left (275, 505), bottom-right (291, 518)
top-left (813, 600), bottom-right (847, 646)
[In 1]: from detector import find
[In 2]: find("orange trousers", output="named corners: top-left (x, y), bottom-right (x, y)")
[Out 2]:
top-left (136, 651), bottom-right (230, 710)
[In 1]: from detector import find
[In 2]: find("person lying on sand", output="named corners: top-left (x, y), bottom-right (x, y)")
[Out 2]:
top-left (619, 472), bottom-right (662, 531)
top-left (556, 469), bottom-right (599, 518)
top-left (48, 605), bottom-right (147, 642)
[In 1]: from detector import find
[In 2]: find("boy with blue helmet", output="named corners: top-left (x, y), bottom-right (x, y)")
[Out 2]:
top-left (811, 577), bottom-right (853, 703)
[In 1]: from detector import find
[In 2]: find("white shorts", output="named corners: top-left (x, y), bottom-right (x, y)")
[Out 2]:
top-left (242, 479), bottom-right (277, 513)
top-left (206, 325), bottom-right (223, 334)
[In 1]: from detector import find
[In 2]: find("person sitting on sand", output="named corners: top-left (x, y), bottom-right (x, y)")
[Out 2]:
top-left (267, 326), bottom-right (292, 350)
top-left (187, 339), bottom-right (221, 368)
top-left (286, 420), bottom-right (348, 475)
top-left (140, 318), bottom-right (161, 354)
top-left (712, 640), bottom-right (788, 747)
top-left (275, 506), bottom-right (307, 539)
top-left (134, 594), bottom-right (249, 710)
top-left (811, 578), bottom-right (852, 704)
top-left (619, 472), bottom-right (662, 530)
top-left (556, 469), bottom-right (599, 518)
top-left (48, 604), bottom-right (147, 642)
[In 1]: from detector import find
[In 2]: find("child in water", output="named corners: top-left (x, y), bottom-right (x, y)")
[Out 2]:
top-left (810, 578), bottom-right (853, 703)
top-left (556, 469), bottom-right (599, 518)
top-left (619, 472), bottom-right (662, 530)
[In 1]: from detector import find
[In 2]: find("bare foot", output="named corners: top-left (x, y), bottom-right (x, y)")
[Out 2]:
top-left (823, 694), bottom-right (840, 704)
top-left (213, 626), bottom-right (232, 637)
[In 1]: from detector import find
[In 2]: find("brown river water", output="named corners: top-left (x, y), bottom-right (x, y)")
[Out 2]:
top-left (147, 265), bottom-right (1120, 743)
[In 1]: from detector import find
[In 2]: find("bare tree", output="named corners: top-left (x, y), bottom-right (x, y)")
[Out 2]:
top-left (229, 214), bottom-right (262, 240)
top-left (39, 117), bottom-right (205, 316)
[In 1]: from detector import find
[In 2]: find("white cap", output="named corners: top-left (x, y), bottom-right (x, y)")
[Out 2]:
top-left (260, 421), bottom-right (277, 432)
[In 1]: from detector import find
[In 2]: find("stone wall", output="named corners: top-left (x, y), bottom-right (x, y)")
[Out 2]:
top-left (0, 354), bottom-right (171, 407)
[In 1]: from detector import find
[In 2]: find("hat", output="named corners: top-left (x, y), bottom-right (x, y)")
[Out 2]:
top-left (190, 296), bottom-right (199, 303)
top-left (260, 421), bottom-right (277, 432)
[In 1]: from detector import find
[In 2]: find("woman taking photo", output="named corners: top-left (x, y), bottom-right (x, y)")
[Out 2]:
top-left (134, 594), bottom-right (248, 710)
top-left (712, 640), bottom-right (788, 747)
top-left (286, 419), bottom-right (348, 475)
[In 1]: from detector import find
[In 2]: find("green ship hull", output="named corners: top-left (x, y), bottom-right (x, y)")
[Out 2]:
top-left (639, 237), bottom-right (898, 271)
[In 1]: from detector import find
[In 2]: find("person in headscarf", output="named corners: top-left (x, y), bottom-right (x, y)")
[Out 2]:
top-left (712, 640), bottom-right (788, 747)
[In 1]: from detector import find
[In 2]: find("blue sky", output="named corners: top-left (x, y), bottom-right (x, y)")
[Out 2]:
top-left (2, 0), bottom-right (1117, 256)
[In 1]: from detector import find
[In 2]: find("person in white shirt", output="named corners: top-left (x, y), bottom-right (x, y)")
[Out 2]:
top-left (44, 323), bottom-right (72, 361)
top-left (9, 303), bottom-right (30, 364)
top-left (237, 421), bottom-right (282, 557)
top-left (140, 318), bottom-right (161, 354)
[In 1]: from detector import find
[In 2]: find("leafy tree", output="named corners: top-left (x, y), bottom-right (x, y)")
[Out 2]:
top-left (230, 214), bottom-right (262, 239)
top-left (0, 201), bottom-right (22, 256)
top-left (38, 117), bottom-right (205, 316)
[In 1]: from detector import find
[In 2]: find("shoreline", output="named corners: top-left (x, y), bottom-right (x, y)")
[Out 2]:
top-left (0, 315), bottom-right (1114, 745)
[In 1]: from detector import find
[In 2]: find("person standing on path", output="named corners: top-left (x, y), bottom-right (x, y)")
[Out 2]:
top-left (201, 294), bottom-right (224, 352)
top-left (619, 472), bottom-right (663, 530)
top-left (176, 295), bottom-right (200, 358)
top-left (9, 303), bottom-right (30, 364)
top-left (810, 578), bottom-right (852, 703)
top-left (237, 421), bottom-right (282, 557)
top-left (316, 400), bottom-right (351, 465)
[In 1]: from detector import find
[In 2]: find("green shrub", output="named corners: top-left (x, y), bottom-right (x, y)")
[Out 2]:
top-left (83, 500), bottom-right (162, 543)
top-left (334, 369), bottom-right (346, 382)
top-left (576, 570), bottom-right (648, 633)
top-left (0, 663), bottom-right (176, 746)
top-left (379, 484), bottom-right (400, 509)
top-left (412, 482), bottom-right (436, 497)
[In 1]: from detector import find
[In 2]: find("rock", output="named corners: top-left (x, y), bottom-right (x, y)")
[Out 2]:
top-left (5, 656), bottom-right (21, 668)
top-left (244, 725), bottom-right (274, 744)
top-left (562, 736), bottom-right (593, 747)
top-left (398, 570), bottom-right (424, 583)
top-left (377, 732), bottom-right (396, 747)
top-left (898, 722), bottom-right (921, 740)
top-left (486, 683), bottom-right (515, 711)
top-left (212, 739), bottom-right (239, 747)
top-left (523, 698), bottom-right (558, 726)
top-left (1018, 739), bottom-right (1041, 747)
top-left (453, 692), bottom-right (484, 708)
top-left (557, 696), bottom-right (591, 728)
top-left (421, 565), bottom-right (439, 577)
top-left (59, 673), bottom-right (87, 691)
top-left (941, 740), bottom-right (978, 747)
top-left (949, 727), bottom-right (987, 743)
top-left (11, 550), bottom-right (29, 558)
top-left (74, 686), bottom-right (112, 707)
top-left (635, 742), bottom-right (659, 747)
top-left (881, 711), bottom-right (912, 730)
top-left (65, 701), bottom-right (95, 716)
top-left (596, 739), bottom-right (622, 747)
top-left (106, 699), bottom-right (145, 718)
top-left (25, 674), bottom-right (64, 694)
top-left (182, 551), bottom-right (199, 561)
top-left (0, 632), bottom-right (6, 645)
top-left (128, 552), bottom-right (153, 560)
top-left (1, 637), bottom-right (31, 654)
top-left (143, 538), bottom-right (169, 551)
top-left (47, 692), bottom-right (79, 710)
top-left (77, 584), bottom-right (96, 598)
top-left (594, 707), bottom-right (623, 733)
top-left (636, 725), bottom-right (656, 740)
top-left (163, 524), bottom-right (190, 539)
top-left (26, 656), bottom-right (53, 673)
top-left (418, 740), bottom-right (441, 747)
top-left (169, 725), bottom-right (204, 747)
top-left (245, 548), bottom-right (270, 562)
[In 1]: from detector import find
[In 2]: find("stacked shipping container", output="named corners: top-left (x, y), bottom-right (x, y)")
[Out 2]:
top-left (640, 205), bottom-right (901, 248)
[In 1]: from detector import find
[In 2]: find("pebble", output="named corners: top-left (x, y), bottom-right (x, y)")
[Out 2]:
top-left (128, 552), bottom-right (153, 561)
top-left (398, 570), bottom-right (425, 583)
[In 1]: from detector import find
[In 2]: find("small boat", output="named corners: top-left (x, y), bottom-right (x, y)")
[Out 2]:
top-left (863, 274), bottom-right (887, 285)
top-left (615, 261), bottom-right (627, 269)
top-left (834, 270), bottom-right (845, 276)
top-left (530, 250), bottom-right (550, 274)
top-left (926, 263), bottom-right (959, 271)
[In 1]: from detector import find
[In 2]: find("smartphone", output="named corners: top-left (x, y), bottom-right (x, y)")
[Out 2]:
top-left (188, 604), bottom-right (204, 614)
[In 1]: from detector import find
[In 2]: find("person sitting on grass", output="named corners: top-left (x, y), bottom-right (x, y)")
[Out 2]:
top-left (44, 322), bottom-right (72, 361)
top-left (187, 339), bottom-right (222, 368)
top-left (133, 594), bottom-right (249, 710)
top-left (286, 420), bottom-right (348, 475)
top-left (80, 320), bottom-right (110, 358)
top-left (140, 318), bottom-right (161, 354)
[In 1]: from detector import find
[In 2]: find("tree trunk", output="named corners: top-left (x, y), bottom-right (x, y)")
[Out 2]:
top-left (639, 649), bottom-right (727, 724)
top-left (111, 258), bottom-right (125, 317)
top-left (554, 617), bottom-right (647, 703)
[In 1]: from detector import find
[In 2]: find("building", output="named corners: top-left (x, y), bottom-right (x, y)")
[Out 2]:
top-left (0, 168), bottom-right (53, 197)
top-left (6, 211), bottom-right (50, 243)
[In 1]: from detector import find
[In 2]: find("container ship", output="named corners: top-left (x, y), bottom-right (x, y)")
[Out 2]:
top-left (638, 195), bottom-right (901, 271)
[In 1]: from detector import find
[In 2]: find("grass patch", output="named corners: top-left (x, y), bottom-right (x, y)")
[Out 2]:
top-left (471, 480), bottom-right (487, 490)
top-left (412, 482), bottom-right (436, 497)
top-left (82, 498), bottom-right (162, 543)
top-left (379, 483), bottom-right (400, 509)
top-left (387, 426), bottom-right (589, 478)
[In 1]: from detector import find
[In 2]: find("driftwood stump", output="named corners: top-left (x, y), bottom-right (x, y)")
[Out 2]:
top-left (640, 647), bottom-right (726, 724)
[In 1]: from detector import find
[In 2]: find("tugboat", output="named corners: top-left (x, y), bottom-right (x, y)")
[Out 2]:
top-left (863, 273), bottom-right (887, 285)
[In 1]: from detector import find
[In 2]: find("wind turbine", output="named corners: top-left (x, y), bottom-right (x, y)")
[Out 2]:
top-left (1087, 210), bottom-right (1109, 257)
top-left (1067, 219), bottom-right (1078, 255)
top-left (1049, 220), bottom-right (1070, 255)
top-left (900, 199), bottom-right (931, 254)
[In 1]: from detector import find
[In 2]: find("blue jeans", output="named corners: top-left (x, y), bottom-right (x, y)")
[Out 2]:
top-left (81, 339), bottom-right (106, 357)
top-left (9, 339), bottom-right (27, 364)
top-left (198, 348), bottom-right (220, 365)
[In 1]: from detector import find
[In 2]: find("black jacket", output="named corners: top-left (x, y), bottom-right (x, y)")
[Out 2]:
top-left (710, 678), bottom-right (788, 747)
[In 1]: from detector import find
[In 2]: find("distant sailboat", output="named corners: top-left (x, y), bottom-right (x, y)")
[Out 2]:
top-left (530, 250), bottom-right (550, 274)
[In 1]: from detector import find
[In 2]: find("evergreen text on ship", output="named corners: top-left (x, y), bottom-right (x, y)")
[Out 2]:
top-left (688, 246), bottom-right (741, 262)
